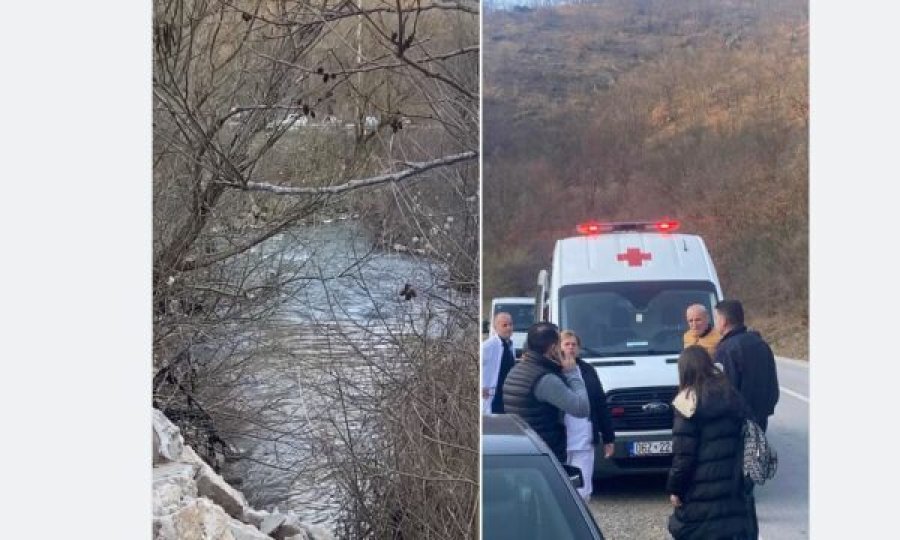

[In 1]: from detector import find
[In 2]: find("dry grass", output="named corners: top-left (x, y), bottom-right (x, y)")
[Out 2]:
top-left (749, 313), bottom-right (808, 360)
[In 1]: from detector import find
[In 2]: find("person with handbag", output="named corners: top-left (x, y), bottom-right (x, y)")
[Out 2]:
top-left (667, 345), bottom-right (751, 540)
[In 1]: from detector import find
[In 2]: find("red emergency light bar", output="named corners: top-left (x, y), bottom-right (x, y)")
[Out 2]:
top-left (655, 219), bottom-right (680, 232)
top-left (576, 219), bottom-right (681, 235)
top-left (576, 221), bottom-right (605, 235)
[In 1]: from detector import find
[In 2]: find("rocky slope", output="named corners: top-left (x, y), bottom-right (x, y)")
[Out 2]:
top-left (152, 409), bottom-right (334, 540)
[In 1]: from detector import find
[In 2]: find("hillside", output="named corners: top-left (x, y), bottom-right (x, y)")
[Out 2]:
top-left (483, 0), bottom-right (808, 358)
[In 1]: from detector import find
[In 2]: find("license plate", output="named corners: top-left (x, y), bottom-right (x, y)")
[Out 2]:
top-left (628, 440), bottom-right (673, 456)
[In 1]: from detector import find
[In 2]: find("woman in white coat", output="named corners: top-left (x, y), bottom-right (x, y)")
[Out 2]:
top-left (561, 330), bottom-right (615, 499)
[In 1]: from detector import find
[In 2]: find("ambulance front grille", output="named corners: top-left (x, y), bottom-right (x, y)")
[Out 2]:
top-left (606, 386), bottom-right (678, 431)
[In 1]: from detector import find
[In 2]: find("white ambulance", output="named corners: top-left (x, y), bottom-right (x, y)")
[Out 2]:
top-left (488, 297), bottom-right (535, 357)
top-left (535, 219), bottom-right (723, 476)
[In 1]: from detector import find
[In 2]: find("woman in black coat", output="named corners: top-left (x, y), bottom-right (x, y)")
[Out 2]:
top-left (667, 345), bottom-right (749, 540)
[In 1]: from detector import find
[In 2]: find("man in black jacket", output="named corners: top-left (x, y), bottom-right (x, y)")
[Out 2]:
top-left (713, 300), bottom-right (780, 431)
top-left (713, 299), bottom-right (779, 540)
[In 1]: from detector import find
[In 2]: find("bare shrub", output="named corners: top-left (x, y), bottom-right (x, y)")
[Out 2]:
top-left (153, 0), bottom-right (479, 534)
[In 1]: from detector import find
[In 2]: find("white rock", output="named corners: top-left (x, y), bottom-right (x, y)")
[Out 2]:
top-left (152, 462), bottom-right (198, 517)
top-left (153, 409), bottom-right (184, 463)
top-left (273, 513), bottom-right (306, 540)
top-left (303, 523), bottom-right (336, 540)
top-left (196, 464), bottom-right (249, 520)
top-left (180, 444), bottom-right (207, 468)
top-left (240, 507), bottom-right (270, 529)
top-left (178, 444), bottom-right (249, 521)
top-left (153, 427), bottom-right (161, 465)
top-left (229, 520), bottom-right (272, 540)
top-left (260, 512), bottom-right (287, 535)
top-left (153, 498), bottom-right (235, 540)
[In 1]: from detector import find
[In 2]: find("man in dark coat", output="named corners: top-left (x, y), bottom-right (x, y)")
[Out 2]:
top-left (713, 300), bottom-right (780, 431)
top-left (503, 322), bottom-right (590, 464)
top-left (713, 299), bottom-right (780, 540)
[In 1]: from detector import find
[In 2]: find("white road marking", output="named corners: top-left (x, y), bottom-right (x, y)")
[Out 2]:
top-left (780, 386), bottom-right (809, 403)
top-left (776, 356), bottom-right (809, 369)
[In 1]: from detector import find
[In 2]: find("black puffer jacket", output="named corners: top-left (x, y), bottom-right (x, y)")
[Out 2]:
top-left (667, 380), bottom-right (749, 540)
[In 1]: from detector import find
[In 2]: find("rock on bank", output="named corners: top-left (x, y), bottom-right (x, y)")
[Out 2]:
top-left (152, 409), bottom-right (334, 540)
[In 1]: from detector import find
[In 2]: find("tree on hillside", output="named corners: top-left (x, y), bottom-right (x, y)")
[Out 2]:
top-left (483, 0), bottom-right (808, 354)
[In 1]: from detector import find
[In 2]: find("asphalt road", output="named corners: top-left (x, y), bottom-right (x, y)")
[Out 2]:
top-left (588, 357), bottom-right (809, 540)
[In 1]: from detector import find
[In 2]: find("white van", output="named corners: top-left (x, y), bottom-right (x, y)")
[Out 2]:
top-left (535, 219), bottom-right (723, 476)
top-left (488, 297), bottom-right (535, 357)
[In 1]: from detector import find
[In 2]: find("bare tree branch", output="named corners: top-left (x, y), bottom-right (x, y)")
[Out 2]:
top-left (225, 151), bottom-right (476, 195)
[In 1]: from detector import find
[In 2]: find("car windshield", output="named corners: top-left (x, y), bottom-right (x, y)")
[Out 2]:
top-left (559, 280), bottom-right (718, 357)
top-left (493, 303), bottom-right (534, 331)
top-left (483, 455), bottom-right (600, 540)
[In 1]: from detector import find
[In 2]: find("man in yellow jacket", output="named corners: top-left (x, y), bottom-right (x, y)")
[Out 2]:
top-left (683, 304), bottom-right (720, 358)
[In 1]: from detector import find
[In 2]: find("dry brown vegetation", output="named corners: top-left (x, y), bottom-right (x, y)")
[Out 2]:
top-left (484, 0), bottom-right (808, 358)
top-left (153, 0), bottom-right (479, 536)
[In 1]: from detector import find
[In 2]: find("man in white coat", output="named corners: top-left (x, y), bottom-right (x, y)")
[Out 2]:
top-left (482, 312), bottom-right (515, 414)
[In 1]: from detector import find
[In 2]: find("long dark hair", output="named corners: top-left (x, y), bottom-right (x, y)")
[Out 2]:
top-left (677, 345), bottom-right (723, 394)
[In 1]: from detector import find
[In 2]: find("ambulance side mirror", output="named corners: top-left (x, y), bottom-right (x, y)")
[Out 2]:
top-left (535, 269), bottom-right (549, 322)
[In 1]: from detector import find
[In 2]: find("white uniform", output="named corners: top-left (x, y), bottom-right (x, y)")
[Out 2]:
top-left (481, 334), bottom-right (504, 414)
top-left (565, 413), bottom-right (595, 499)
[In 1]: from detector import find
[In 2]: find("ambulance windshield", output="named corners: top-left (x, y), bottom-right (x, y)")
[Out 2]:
top-left (558, 280), bottom-right (718, 357)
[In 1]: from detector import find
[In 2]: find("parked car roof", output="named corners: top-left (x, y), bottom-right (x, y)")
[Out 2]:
top-left (483, 414), bottom-right (553, 456)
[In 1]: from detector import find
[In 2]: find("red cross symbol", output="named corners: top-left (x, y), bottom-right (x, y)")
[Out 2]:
top-left (617, 248), bottom-right (652, 267)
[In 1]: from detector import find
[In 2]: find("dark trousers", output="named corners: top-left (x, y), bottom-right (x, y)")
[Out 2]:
top-left (745, 480), bottom-right (759, 540)
top-left (490, 389), bottom-right (505, 414)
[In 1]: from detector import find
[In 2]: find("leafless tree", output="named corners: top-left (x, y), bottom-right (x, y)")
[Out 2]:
top-left (153, 0), bottom-right (478, 536)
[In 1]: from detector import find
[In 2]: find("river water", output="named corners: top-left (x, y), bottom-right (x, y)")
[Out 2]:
top-left (221, 221), bottom-right (463, 529)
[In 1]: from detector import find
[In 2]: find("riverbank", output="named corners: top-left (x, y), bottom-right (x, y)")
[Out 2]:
top-left (153, 409), bottom-right (334, 540)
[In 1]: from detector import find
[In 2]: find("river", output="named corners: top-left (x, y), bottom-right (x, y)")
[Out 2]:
top-left (220, 220), bottom-right (464, 530)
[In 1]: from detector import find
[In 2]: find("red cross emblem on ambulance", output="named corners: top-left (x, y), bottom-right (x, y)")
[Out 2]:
top-left (617, 248), bottom-right (652, 267)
